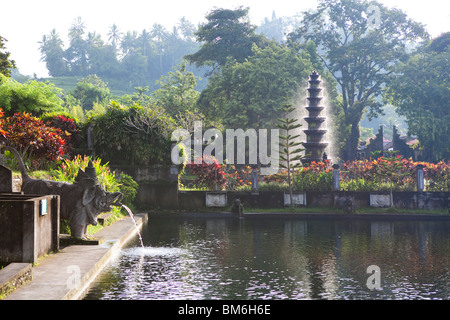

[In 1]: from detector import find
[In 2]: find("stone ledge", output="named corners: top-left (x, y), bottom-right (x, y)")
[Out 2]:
top-left (0, 263), bottom-right (32, 298)
top-left (59, 234), bottom-right (105, 246)
top-left (97, 212), bottom-right (114, 226)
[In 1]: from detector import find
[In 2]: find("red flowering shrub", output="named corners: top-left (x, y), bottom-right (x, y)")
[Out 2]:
top-left (3, 112), bottom-right (68, 169)
top-left (258, 156), bottom-right (450, 192)
top-left (223, 165), bottom-right (253, 190)
top-left (0, 108), bottom-right (7, 140)
top-left (293, 160), bottom-right (333, 191)
top-left (185, 155), bottom-right (227, 190)
top-left (44, 114), bottom-right (80, 154)
top-left (341, 157), bottom-right (450, 191)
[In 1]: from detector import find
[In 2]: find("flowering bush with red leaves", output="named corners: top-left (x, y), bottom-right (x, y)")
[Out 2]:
top-left (258, 157), bottom-right (450, 192)
top-left (44, 114), bottom-right (80, 154)
top-left (293, 160), bottom-right (333, 191)
top-left (0, 108), bottom-right (7, 140)
top-left (185, 155), bottom-right (227, 190)
top-left (2, 112), bottom-right (68, 169)
top-left (341, 156), bottom-right (449, 191)
top-left (223, 165), bottom-right (254, 190)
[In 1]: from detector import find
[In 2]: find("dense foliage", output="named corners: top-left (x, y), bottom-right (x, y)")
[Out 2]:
top-left (293, 157), bottom-right (449, 192)
top-left (2, 112), bottom-right (68, 169)
top-left (1, 1), bottom-right (447, 190)
top-left (385, 32), bottom-right (450, 162)
top-left (197, 42), bottom-right (314, 129)
top-left (0, 74), bottom-right (65, 117)
top-left (0, 36), bottom-right (16, 77)
top-left (51, 155), bottom-right (139, 207)
top-left (41, 114), bottom-right (80, 154)
top-left (91, 102), bottom-right (176, 166)
top-left (38, 17), bottom-right (202, 91)
top-left (184, 155), bottom-right (227, 190)
top-left (289, 0), bottom-right (429, 160)
top-left (185, 7), bottom-right (267, 69)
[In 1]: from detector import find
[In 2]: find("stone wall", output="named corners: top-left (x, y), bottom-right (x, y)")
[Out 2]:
top-left (177, 190), bottom-right (450, 211)
top-left (0, 194), bottom-right (60, 264)
top-left (112, 165), bottom-right (179, 210)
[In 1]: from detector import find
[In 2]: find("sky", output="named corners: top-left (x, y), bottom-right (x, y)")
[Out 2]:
top-left (1, 0), bottom-right (449, 77)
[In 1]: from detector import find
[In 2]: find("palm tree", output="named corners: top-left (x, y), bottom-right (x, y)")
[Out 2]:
top-left (108, 24), bottom-right (123, 49)
top-left (86, 31), bottom-right (103, 47)
top-left (121, 30), bottom-right (138, 57)
top-left (166, 26), bottom-right (181, 67)
top-left (138, 29), bottom-right (152, 57)
top-left (38, 29), bottom-right (66, 76)
top-left (178, 17), bottom-right (196, 41)
top-left (151, 23), bottom-right (168, 74)
top-left (68, 16), bottom-right (86, 44)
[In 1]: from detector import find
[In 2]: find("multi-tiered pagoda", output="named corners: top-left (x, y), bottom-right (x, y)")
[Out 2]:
top-left (302, 71), bottom-right (329, 165)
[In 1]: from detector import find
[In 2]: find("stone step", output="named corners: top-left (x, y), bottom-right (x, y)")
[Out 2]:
top-left (97, 212), bottom-right (114, 226)
top-left (0, 263), bottom-right (32, 298)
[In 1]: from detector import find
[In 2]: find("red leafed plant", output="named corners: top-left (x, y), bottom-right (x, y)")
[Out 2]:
top-left (44, 114), bottom-right (80, 154)
top-left (0, 108), bottom-right (8, 140)
top-left (186, 155), bottom-right (227, 190)
top-left (3, 112), bottom-right (68, 169)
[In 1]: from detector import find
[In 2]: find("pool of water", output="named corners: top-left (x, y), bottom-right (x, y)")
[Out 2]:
top-left (84, 217), bottom-right (450, 300)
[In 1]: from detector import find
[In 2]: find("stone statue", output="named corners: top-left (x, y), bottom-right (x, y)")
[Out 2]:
top-left (231, 198), bottom-right (244, 218)
top-left (3, 146), bottom-right (123, 239)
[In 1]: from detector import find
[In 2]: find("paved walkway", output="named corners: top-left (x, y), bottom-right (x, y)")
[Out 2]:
top-left (4, 213), bottom-right (147, 300)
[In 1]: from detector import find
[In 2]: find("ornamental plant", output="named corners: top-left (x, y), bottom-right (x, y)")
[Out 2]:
top-left (185, 155), bottom-right (227, 190)
top-left (0, 108), bottom-right (7, 140)
top-left (42, 113), bottom-right (80, 155)
top-left (277, 103), bottom-right (305, 206)
top-left (51, 155), bottom-right (119, 193)
top-left (52, 155), bottom-right (139, 207)
top-left (293, 160), bottom-right (333, 191)
top-left (2, 112), bottom-right (68, 169)
top-left (340, 156), bottom-right (450, 192)
top-left (223, 164), bottom-right (253, 191)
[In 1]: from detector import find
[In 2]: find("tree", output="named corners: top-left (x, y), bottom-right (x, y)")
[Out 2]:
top-left (277, 104), bottom-right (305, 206)
top-left (39, 29), bottom-right (67, 76)
top-left (151, 23), bottom-right (168, 74)
top-left (151, 61), bottom-right (200, 117)
top-left (0, 36), bottom-right (16, 77)
top-left (178, 17), bottom-right (196, 41)
top-left (0, 74), bottom-right (65, 116)
top-left (289, 0), bottom-right (429, 160)
top-left (70, 75), bottom-right (110, 110)
top-left (107, 24), bottom-right (123, 50)
top-left (66, 17), bottom-right (89, 75)
top-left (185, 7), bottom-right (267, 70)
top-left (91, 102), bottom-right (176, 166)
top-left (197, 42), bottom-right (313, 129)
top-left (385, 33), bottom-right (450, 162)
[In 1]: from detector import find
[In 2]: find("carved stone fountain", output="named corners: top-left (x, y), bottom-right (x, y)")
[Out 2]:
top-left (302, 71), bottom-right (329, 165)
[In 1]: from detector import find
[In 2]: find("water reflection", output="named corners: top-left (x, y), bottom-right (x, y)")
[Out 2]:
top-left (85, 218), bottom-right (450, 300)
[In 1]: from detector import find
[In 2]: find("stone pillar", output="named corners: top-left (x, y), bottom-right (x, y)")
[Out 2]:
top-left (251, 168), bottom-right (259, 193)
top-left (332, 164), bottom-right (340, 191)
top-left (416, 164), bottom-right (425, 209)
top-left (0, 164), bottom-right (13, 193)
top-left (416, 164), bottom-right (424, 192)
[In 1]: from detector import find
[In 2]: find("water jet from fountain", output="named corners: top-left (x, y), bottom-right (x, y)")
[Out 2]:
top-left (121, 204), bottom-right (144, 249)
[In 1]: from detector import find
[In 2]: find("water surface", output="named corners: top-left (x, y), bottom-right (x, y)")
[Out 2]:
top-left (84, 217), bottom-right (450, 300)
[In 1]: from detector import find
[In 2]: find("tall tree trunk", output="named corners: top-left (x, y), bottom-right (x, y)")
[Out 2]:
top-left (345, 121), bottom-right (361, 161)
